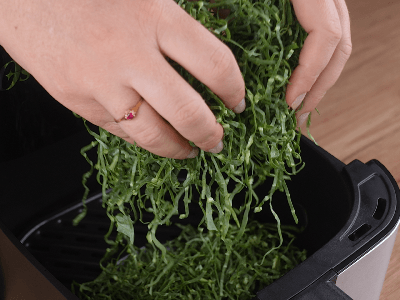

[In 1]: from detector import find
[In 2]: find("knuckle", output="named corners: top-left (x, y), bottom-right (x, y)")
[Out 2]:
top-left (324, 23), bottom-right (342, 46)
top-left (134, 123), bottom-right (164, 149)
top-left (197, 129), bottom-right (223, 151)
top-left (339, 39), bottom-right (353, 59)
top-left (173, 99), bottom-right (205, 128)
top-left (102, 122), bottom-right (130, 139)
top-left (209, 44), bottom-right (236, 79)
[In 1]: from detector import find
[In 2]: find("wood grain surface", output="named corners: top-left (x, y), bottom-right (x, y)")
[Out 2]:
top-left (298, 1), bottom-right (400, 299)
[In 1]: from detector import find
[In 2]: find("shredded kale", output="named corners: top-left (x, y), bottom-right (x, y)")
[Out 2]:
top-left (72, 0), bottom-right (308, 298)
top-left (72, 221), bottom-right (306, 299)
top-left (0, 60), bottom-right (30, 90)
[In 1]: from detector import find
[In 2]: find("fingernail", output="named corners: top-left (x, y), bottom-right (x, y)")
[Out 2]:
top-left (291, 93), bottom-right (306, 110)
top-left (297, 112), bottom-right (310, 127)
top-left (186, 147), bottom-right (199, 159)
top-left (233, 98), bottom-right (246, 113)
top-left (207, 140), bottom-right (223, 154)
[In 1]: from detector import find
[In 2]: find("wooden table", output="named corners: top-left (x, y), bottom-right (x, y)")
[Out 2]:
top-left (298, 1), bottom-right (400, 299)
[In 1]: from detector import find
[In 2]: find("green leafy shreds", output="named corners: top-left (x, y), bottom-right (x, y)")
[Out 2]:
top-left (72, 221), bottom-right (307, 300)
top-left (73, 0), bottom-right (308, 298)
top-left (0, 60), bottom-right (31, 90)
top-left (75, 0), bottom-right (306, 250)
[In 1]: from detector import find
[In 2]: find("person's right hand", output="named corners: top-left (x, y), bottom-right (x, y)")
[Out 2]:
top-left (0, 0), bottom-right (246, 159)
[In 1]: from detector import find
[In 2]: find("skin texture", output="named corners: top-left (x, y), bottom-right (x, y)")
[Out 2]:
top-left (287, 0), bottom-right (352, 125)
top-left (0, 0), bottom-right (351, 158)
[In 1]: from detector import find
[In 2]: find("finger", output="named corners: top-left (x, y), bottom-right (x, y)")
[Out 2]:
top-left (128, 50), bottom-right (225, 153)
top-left (53, 86), bottom-right (198, 159)
top-left (296, 0), bottom-right (351, 125)
top-left (92, 86), bottom-right (199, 159)
top-left (156, 0), bottom-right (246, 113)
top-left (286, 0), bottom-right (342, 111)
top-left (46, 92), bottom-right (138, 144)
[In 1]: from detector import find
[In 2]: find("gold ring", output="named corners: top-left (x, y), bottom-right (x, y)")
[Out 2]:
top-left (114, 99), bottom-right (144, 123)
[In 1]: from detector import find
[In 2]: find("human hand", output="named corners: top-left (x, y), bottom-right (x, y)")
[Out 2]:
top-left (285, 0), bottom-right (352, 126)
top-left (0, 0), bottom-right (245, 159)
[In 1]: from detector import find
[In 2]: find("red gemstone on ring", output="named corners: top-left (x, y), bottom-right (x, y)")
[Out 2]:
top-left (115, 99), bottom-right (143, 123)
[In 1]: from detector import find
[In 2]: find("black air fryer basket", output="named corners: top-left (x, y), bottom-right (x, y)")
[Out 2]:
top-left (1, 46), bottom-right (399, 300)
top-left (1, 134), bottom-right (399, 300)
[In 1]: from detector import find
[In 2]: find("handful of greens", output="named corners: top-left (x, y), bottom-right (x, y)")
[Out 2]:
top-left (73, 0), bottom-right (308, 299)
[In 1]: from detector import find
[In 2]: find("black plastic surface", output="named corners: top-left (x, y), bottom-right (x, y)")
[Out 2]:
top-left (1, 46), bottom-right (100, 237)
top-left (11, 135), bottom-right (397, 300)
top-left (255, 155), bottom-right (400, 299)
top-left (1, 53), bottom-right (400, 298)
top-left (1, 138), bottom-right (398, 299)
top-left (1, 132), bottom-right (398, 299)
top-left (0, 129), bottom-right (98, 237)
top-left (1, 46), bottom-right (84, 162)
